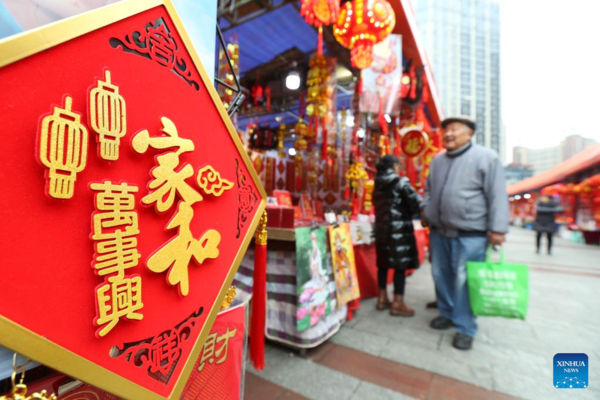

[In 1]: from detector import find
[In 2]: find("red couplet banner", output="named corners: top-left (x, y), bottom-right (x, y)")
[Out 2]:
top-left (0, 1), bottom-right (265, 399)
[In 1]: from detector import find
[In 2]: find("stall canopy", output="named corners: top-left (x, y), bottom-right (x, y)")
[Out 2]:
top-left (507, 143), bottom-right (600, 196)
top-left (218, 0), bottom-right (444, 128)
top-left (390, 0), bottom-right (444, 126)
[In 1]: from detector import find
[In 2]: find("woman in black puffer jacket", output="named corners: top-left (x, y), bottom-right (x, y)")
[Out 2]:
top-left (373, 155), bottom-right (422, 316)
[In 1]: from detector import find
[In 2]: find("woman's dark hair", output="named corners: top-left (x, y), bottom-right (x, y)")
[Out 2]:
top-left (376, 155), bottom-right (400, 174)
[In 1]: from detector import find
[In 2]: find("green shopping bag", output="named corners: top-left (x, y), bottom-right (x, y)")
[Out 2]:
top-left (466, 247), bottom-right (529, 320)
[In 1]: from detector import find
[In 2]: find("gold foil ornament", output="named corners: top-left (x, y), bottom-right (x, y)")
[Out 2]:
top-left (38, 96), bottom-right (88, 200)
top-left (89, 70), bottom-right (127, 160)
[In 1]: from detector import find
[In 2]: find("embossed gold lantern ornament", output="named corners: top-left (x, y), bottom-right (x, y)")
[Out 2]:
top-left (38, 96), bottom-right (88, 200)
top-left (334, 0), bottom-right (396, 69)
top-left (89, 70), bottom-right (127, 161)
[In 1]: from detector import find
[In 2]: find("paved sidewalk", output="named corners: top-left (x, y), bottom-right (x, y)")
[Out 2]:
top-left (246, 227), bottom-right (600, 400)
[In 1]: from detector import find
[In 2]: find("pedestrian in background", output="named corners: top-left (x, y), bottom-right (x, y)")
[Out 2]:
top-left (422, 117), bottom-right (509, 350)
top-left (374, 155), bottom-right (422, 317)
top-left (533, 194), bottom-right (563, 255)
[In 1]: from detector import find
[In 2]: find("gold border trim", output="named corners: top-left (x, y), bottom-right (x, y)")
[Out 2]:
top-left (0, 1), bottom-right (266, 399)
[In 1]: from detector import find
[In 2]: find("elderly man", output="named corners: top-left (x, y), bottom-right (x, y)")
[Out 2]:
top-left (423, 116), bottom-right (509, 350)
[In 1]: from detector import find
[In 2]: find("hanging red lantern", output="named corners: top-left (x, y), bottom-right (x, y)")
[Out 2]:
top-left (333, 0), bottom-right (396, 69)
top-left (300, 0), bottom-right (340, 27)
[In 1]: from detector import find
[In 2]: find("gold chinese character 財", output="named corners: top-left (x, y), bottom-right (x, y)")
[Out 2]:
top-left (38, 96), bottom-right (88, 200)
top-left (89, 70), bottom-right (127, 161)
top-left (197, 327), bottom-right (237, 372)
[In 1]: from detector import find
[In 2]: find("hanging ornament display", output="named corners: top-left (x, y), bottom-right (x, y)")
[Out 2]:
top-left (306, 53), bottom-right (337, 164)
top-left (218, 38), bottom-right (239, 110)
top-left (333, 0), bottom-right (396, 69)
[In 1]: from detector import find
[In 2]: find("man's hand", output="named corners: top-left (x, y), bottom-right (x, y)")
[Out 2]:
top-left (488, 232), bottom-right (506, 246)
top-left (421, 213), bottom-right (429, 228)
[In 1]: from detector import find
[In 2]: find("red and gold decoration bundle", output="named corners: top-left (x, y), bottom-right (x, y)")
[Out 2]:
top-left (333, 0), bottom-right (396, 69)
top-left (0, 3), bottom-right (266, 399)
top-left (306, 53), bottom-right (337, 160)
top-left (217, 37), bottom-right (239, 110)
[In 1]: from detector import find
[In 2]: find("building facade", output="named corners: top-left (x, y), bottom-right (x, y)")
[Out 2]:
top-left (512, 135), bottom-right (597, 174)
top-left (411, 0), bottom-right (504, 161)
top-left (504, 163), bottom-right (534, 186)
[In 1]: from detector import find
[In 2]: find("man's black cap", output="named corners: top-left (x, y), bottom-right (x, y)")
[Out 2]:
top-left (441, 116), bottom-right (476, 132)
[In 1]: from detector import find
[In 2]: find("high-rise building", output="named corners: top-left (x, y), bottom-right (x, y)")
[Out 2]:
top-left (410, 0), bottom-right (503, 161)
top-left (512, 134), bottom-right (597, 174)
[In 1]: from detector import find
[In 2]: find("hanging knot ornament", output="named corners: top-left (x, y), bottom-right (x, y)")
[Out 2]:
top-left (334, 0), bottom-right (395, 69)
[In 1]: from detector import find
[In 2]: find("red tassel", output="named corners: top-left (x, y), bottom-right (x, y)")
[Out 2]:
top-left (410, 67), bottom-right (417, 99)
top-left (421, 73), bottom-right (429, 103)
top-left (317, 26), bottom-right (324, 56)
top-left (393, 128), bottom-right (400, 156)
top-left (250, 212), bottom-right (268, 371)
top-left (378, 96), bottom-right (388, 135)
top-left (265, 86), bottom-right (271, 112)
top-left (322, 127), bottom-right (328, 160)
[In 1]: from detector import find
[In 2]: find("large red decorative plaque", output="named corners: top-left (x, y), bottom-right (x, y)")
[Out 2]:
top-left (0, 1), bottom-right (266, 399)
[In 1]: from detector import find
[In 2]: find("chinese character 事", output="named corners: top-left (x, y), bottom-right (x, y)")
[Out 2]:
top-left (91, 181), bottom-right (143, 337)
top-left (132, 117), bottom-right (234, 296)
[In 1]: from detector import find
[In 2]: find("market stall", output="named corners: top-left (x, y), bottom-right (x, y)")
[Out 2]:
top-left (216, 0), bottom-right (443, 350)
top-left (508, 144), bottom-right (600, 244)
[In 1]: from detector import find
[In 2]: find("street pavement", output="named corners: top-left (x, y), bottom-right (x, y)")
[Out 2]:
top-left (245, 227), bottom-right (600, 400)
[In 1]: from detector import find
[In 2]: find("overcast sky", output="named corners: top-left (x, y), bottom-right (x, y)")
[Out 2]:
top-left (501, 0), bottom-right (600, 154)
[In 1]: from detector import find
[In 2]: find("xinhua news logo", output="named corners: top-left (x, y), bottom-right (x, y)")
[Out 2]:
top-left (554, 353), bottom-right (588, 389)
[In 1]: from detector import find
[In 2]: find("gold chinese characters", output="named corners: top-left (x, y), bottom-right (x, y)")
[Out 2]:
top-left (132, 117), bottom-right (233, 296)
top-left (198, 327), bottom-right (237, 372)
top-left (89, 70), bottom-right (127, 161)
top-left (38, 96), bottom-right (88, 199)
top-left (91, 181), bottom-right (143, 337)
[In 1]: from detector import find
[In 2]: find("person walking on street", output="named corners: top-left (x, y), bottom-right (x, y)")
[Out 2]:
top-left (422, 117), bottom-right (509, 350)
top-left (374, 155), bottom-right (422, 317)
top-left (533, 194), bottom-right (563, 255)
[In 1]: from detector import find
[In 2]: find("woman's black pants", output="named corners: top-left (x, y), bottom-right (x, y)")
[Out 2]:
top-left (536, 232), bottom-right (553, 252)
top-left (378, 267), bottom-right (406, 295)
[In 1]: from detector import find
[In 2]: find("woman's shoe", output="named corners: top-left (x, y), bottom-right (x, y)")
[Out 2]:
top-left (376, 289), bottom-right (391, 310)
top-left (390, 295), bottom-right (415, 317)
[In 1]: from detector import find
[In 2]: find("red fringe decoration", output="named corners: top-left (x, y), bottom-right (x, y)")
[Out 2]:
top-left (250, 236), bottom-right (267, 370)
top-left (322, 127), bottom-right (328, 160)
top-left (317, 26), bottom-right (324, 56)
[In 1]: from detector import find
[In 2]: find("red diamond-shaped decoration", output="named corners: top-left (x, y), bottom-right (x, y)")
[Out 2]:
top-left (0, 2), bottom-right (265, 400)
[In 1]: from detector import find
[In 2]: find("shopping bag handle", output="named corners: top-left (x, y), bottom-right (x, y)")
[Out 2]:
top-left (485, 245), bottom-right (505, 264)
